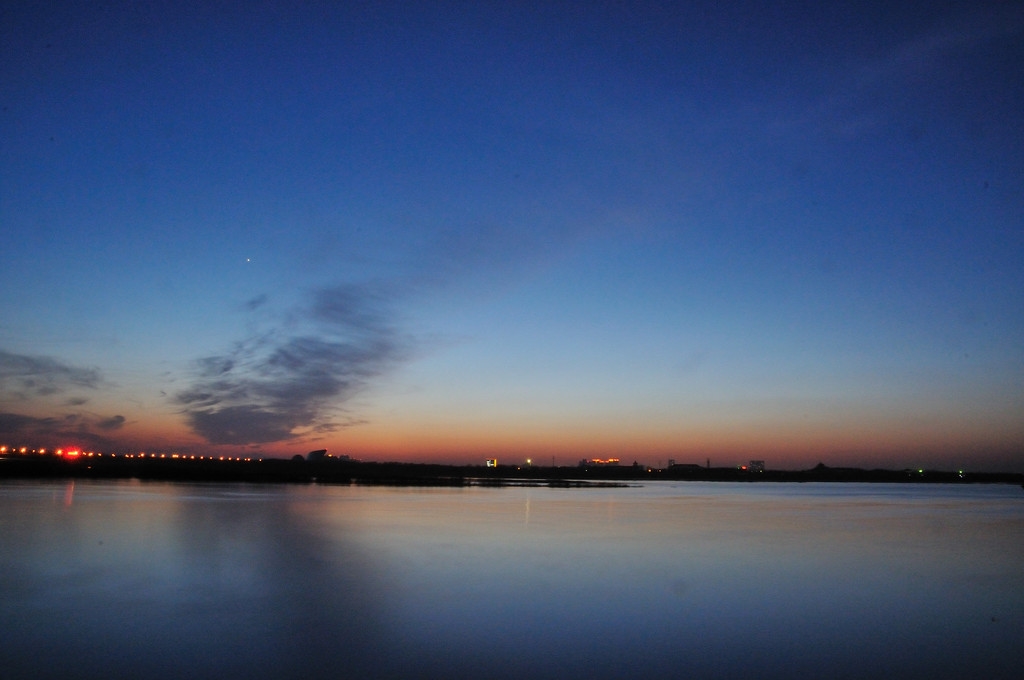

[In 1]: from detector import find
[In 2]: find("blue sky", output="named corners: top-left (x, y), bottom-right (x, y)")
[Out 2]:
top-left (2, 1), bottom-right (1022, 470)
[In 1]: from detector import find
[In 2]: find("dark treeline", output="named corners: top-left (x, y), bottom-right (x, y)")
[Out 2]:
top-left (1, 452), bottom-right (1021, 486)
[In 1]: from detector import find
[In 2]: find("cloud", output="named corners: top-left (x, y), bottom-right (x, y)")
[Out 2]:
top-left (0, 411), bottom-right (61, 435)
top-left (184, 406), bottom-right (303, 445)
top-left (0, 410), bottom-right (124, 450)
top-left (0, 350), bottom-right (128, 448)
top-left (176, 283), bottom-right (408, 445)
top-left (244, 293), bottom-right (269, 311)
top-left (96, 414), bottom-right (127, 431)
top-left (768, 5), bottom-right (1024, 142)
top-left (0, 350), bottom-right (102, 398)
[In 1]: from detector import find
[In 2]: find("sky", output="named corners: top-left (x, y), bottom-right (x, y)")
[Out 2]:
top-left (2, 1), bottom-right (1022, 471)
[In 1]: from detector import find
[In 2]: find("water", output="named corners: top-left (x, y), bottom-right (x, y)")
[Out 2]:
top-left (1, 480), bottom-right (1021, 679)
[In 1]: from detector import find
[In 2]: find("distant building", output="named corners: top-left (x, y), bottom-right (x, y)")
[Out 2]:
top-left (749, 460), bottom-right (765, 473)
top-left (579, 458), bottom-right (620, 467)
top-left (485, 458), bottom-right (498, 467)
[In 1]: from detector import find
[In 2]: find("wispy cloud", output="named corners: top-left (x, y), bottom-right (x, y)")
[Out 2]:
top-left (0, 350), bottom-right (101, 399)
top-left (0, 350), bottom-right (128, 447)
top-left (0, 410), bottom-right (125, 450)
top-left (244, 293), bottom-right (269, 311)
top-left (176, 283), bottom-right (408, 445)
top-left (0, 412), bottom-right (62, 435)
top-left (769, 5), bottom-right (1024, 141)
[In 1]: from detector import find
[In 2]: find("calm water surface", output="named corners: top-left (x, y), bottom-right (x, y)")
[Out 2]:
top-left (1, 480), bottom-right (1021, 679)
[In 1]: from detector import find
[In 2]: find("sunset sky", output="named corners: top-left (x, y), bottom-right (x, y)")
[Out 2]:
top-left (2, 1), bottom-right (1022, 470)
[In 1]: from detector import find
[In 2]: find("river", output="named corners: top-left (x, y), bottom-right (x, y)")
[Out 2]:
top-left (1, 479), bottom-right (1021, 679)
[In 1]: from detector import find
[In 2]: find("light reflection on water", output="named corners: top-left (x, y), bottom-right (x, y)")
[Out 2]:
top-left (1, 480), bottom-right (1021, 679)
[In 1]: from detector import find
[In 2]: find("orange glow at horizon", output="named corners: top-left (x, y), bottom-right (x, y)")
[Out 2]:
top-left (271, 408), bottom-right (1024, 470)
top-left (7, 397), bottom-right (1020, 471)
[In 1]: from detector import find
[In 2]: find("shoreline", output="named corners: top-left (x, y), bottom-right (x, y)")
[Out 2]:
top-left (1, 453), bottom-right (1021, 487)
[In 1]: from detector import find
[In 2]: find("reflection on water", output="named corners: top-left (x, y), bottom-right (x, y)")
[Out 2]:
top-left (1, 480), bottom-right (1021, 679)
